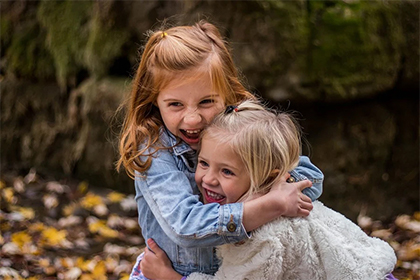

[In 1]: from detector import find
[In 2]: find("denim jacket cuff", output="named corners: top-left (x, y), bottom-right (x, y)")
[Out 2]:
top-left (289, 169), bottom-right (308, 182)
top-left (219, 203), bottom-right (250, 242)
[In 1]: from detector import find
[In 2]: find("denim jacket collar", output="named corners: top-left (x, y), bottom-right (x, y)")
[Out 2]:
top-left (161, 127), bottom-right (196, 156)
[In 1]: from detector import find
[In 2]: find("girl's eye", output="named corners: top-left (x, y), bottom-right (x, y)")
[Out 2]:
top-left (222, 169), bottom-right (235, 176)
top-left (199, 160), bottom-right (209, 168)
top-left (169, 102), bottom-right (183, 107)
top-left (200, 99), bottom-right (214, 105)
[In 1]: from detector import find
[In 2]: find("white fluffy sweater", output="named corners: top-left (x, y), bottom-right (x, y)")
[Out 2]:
top-left (188, 201), bottom-right (396, 280)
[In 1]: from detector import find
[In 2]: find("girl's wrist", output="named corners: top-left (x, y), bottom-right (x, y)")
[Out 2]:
top-left (261, 191), bottom-right (286, 216)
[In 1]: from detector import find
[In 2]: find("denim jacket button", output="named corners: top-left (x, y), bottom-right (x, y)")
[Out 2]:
top-left (227, 221), bottom-right (237, 232)
top-left (287, 176), bottom-right (296, 183)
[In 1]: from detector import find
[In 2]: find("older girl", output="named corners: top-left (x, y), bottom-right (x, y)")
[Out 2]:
top-left (118, 21), bottom-right (323, 278)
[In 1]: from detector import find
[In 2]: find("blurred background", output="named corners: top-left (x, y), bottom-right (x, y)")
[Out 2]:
top-left (1, 1), bottom-right (419, 279)
top-left (1, 0), bottom-right (418, 221)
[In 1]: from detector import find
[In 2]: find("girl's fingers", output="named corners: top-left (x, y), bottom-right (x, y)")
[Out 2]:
top-left (299, 208), bottom-right (311, 217)
top-left (144, 246), bottom-right (151, 255)
top-left (147, 238), bottom-right (164, 257)
top-left (301, 193), bottom-right (312, 203)
top-left (297, 179), bottom-right (312, 191)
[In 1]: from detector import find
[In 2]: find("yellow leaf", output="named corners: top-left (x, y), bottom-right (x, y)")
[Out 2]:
top-left (28, 222), bottom-right (45, 233)
top-left (2, 187), bottom-right (16, 204)
top-left (11, 231), bottom-right (32, 249)
top-left (78, 181), bottom-right (89, 195)
top-left (38, 258), bottom-right (51, 268)
top-left (88, 220), bottom-right (106, 234)
top-left (63, 202), bottom-right (79, 216)
top-left (99, 227), bottom-right (119, 239)
top-left (107, 191), bottom-right (125, 203)
top-left (80, 274), bottom-right (95, 280)
top-left (92, 260), bottom-right (107, 280)
top-left (105, 255), bottom-right (119, 271)
top-left (397, 241), bottom-right (420, 261)
top-left (81, 192), bottom-right (103, 210)
top-left (41, 227), bottom-right (67, 246)
top-left (9, 206), bottom-right (35, 220)
top-left (0, 180), bottom-right (6, 189)
top-left (77, 257), bottom-right (90, 272)
top-left (88, 220), bottom-right (118, 238)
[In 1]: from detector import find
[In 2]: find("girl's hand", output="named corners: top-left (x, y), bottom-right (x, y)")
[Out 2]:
top-left (269, 173), bottom-right (313, 217)
top-left (140, 239), bottom-right (184, 280)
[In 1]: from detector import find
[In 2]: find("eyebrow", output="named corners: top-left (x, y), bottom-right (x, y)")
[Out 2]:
top-left (162, 94), bottom-right (218, 103)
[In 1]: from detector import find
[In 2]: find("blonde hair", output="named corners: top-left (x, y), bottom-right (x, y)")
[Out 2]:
top-left (117, 20), bottom-right (255, 178)
top-left (203, 100), bottom-right (301, 200)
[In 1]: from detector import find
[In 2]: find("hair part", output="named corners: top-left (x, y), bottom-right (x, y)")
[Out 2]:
top-left (203, 100), bottom-right (301, 201)
top-left (117, 20), bottom-right (255, 178)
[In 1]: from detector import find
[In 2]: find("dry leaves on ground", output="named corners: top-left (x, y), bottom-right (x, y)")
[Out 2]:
top-left (1, 169), bottom-right (419, 279)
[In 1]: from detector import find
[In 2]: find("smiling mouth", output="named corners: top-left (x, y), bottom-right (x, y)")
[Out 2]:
top-left (203, 188), bottom-right (225, 204)
top-left (180, 129), bottom-right (202, 141)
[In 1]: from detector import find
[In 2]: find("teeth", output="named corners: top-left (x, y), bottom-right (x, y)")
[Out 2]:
top-left (185, 129), bottom-right (201, 134)
top-left (206, 189), bottom-right (224, 200)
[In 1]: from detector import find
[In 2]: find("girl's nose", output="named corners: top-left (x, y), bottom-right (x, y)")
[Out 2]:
top-left (184, 110), bottom-right (202, 126)
top-left (202, 170), bottom-right (217, 186)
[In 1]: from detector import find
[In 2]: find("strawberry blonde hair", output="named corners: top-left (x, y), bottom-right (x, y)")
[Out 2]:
top-left (117, 20), bottom-right (255, 178)
top-left (202, 100), bottom-right (301, 201)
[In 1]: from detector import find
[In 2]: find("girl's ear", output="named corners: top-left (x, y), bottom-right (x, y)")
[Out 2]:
top-left (269, 169), bottom-right (281, 179)
top-left (261, 169), bottom-right (281, 189)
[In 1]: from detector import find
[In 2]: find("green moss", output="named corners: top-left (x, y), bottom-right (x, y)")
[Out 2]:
top-left (84, 10), bottom-right (130, 78)
top-left (37, 0), bottom-right (92, 88)
top-left (7, 24), bottom-right (55, 79)
top-left (304, 0), bottom-right (404, 98)
top-left (0, 17), bottom-right (12, 49)
top-left (3, 11), bottom-right (55, 80)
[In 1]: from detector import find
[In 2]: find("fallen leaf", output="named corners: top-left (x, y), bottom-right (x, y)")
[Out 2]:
top-left (0, 267), bottom-right (20, 278)
top-left (41, 227), bottom-right (68, 247)
top-left (397, 241), bottom-right (420, 261)
top-left (1, 242), bottom-right (21, 255)
top-left (13, 178), bottom-right (25, 193)
top-left (43, 193), bottom-right (59, 209)
top-left (2, 188), bottom-right (17, 204)
top-left (370, 229), bottom-right (393, 240)
top-left (81, 192), bottom-right (104, 210)
top-left (63, 267), bottom-right (82, 280)
top-left (11, 231), bottom-right (32, 249)
top-left (24, 168), bottom-right (37, 184)
top-left (9, 206), bottom-right (35, 220)
top-left (93, 204), bottom-right (109, 216)
top-left (92, 260), bottom-right (107, 280)
top-left (120, 195), bottom-right (137, 212)
top-left (58, 215), bottom-right (83, 228)
top-left (107, 191), bottom-right (125, 203)
top-left (46, 181), bottom-right (67, 194)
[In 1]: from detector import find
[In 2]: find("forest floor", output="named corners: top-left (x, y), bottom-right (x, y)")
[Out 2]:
top-left (0, 169), bottom-right (419, 280)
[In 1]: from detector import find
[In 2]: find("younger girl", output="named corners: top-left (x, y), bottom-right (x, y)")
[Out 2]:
top-left (142, 100), bottom-right (397, 280)
top-left (117, 20), bottom-right (324, 278)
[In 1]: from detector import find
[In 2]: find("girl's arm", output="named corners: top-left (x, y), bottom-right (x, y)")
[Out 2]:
top-left (141, 239), bottom-right (213, 280)
top-left (137, 147), bottom-right (315, 247)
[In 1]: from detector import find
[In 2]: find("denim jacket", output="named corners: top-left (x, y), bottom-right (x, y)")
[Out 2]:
top-left (134, 128), bottom-right (323, 275)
